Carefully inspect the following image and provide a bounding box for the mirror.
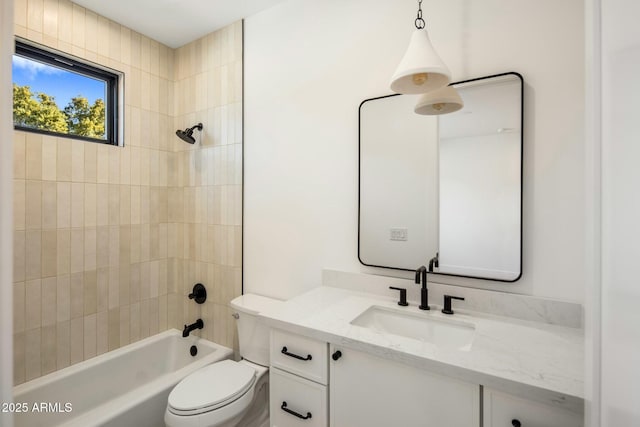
[358,72,522,282]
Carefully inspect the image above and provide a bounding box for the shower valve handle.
[188,283,207,304]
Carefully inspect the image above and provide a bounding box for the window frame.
[13,39,123,146]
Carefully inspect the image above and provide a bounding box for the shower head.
[175,123,203,144]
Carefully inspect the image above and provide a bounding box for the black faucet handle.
[442,295,465,315]
[188,283,207,304]
[389,286,409,306]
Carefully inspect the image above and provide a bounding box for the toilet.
[165,294,282,427]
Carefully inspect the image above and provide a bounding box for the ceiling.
[71,0,286,48]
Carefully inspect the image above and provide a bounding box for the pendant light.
[390,0,451,94]
[414,84,464,115]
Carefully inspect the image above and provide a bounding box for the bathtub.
[13,329,233,427]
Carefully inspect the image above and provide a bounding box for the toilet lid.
[168,360,256,414]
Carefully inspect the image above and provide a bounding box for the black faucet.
[428,253,439,272]
[182,319,204,337]
[415,266,430,310]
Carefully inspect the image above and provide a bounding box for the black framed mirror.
[358,72,523,282]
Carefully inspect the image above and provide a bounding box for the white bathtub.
[13,329,233,427]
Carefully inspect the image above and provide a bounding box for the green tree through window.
[13,39,120,145]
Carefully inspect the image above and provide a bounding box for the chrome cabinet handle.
[281,401,312,420]
[281,346,312,361]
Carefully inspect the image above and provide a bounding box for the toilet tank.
[230,294,283,366]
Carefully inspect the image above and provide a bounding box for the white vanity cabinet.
[483,388,583,427]
[328,344,480,427]
[269,330,329,427]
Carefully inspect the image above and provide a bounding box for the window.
[12,39,122,145]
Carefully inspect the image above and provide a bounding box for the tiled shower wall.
[12,0,242,385]
[170,24,243,349]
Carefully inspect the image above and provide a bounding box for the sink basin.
[350,306,475,351]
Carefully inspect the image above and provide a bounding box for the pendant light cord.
[415,0,425,29]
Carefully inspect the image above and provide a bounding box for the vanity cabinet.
[329,345,480,427]
[483,388,583,427]
[269,330,328,427]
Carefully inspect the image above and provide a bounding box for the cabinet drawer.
[271,330,328,384]
[270,367,327,427]
[483,388,583,427]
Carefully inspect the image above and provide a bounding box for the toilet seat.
[168,360,256,416]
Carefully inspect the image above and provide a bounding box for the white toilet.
[165,294,282,427]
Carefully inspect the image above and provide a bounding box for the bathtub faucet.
[182,319,204,337]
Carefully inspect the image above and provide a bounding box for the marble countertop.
[258,286,584,413]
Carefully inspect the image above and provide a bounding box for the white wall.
[597,0,640,424]
[1,0,14,425]
[244,0,585,302]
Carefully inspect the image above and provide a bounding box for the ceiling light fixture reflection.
[414,85,464,115]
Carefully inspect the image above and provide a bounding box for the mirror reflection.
[359,72,522,282]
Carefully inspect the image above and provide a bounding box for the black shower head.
[176,123,203,144]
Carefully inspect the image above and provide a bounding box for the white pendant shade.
[414,85,464,115]
[390,29,451,94]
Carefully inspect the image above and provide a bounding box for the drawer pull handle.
[281,346,313,361]
[281,401,312,420]
[512,420,521,427]
[332,350,342,361]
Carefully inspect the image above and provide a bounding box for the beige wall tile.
[84,142,97,183]
[108,184,120,225]
[13,282,25,334]
[84,183,97,228]
[119,307,130,346]
[97,268,109,313]
[25,181,42,230]
[41,230,57,277]
[42,136,57,181]
[83,314,97,359]
[43,0,58,39]
[71,3,85,48]
[14,132,26,179]
[41,277,57,327]
[25,134,43,182]
[56,275,70,323]
[56,229,70,275]
[96,144,109,184]
[41,324,57,375]
[57,0,72,44]
[25,230,42,280]
[71,141,85,182]
[129,263,140,304]
[57,139,71,181]
[13,332,25,385]
[69,272,84,320]
[96,310,108,355]
[41,182,57,229]
[56,320,70,370]
[14,179,26,231]
[96,184,109,226]
[71,183,84,228]
[83,270,97,315]
[70,228,84,274]
[69,317,83,365]
[25,328,42,381]
[56,182,71,228]
[84,227,97,272]
[108,308,119,351]
[109,148,120,185]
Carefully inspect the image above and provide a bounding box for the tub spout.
[182,319,204,337]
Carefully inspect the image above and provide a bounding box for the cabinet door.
[270,367,328,427]
[483,388,583,427]
[329,345,479,427]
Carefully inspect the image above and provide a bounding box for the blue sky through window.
[12,54,105,109]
